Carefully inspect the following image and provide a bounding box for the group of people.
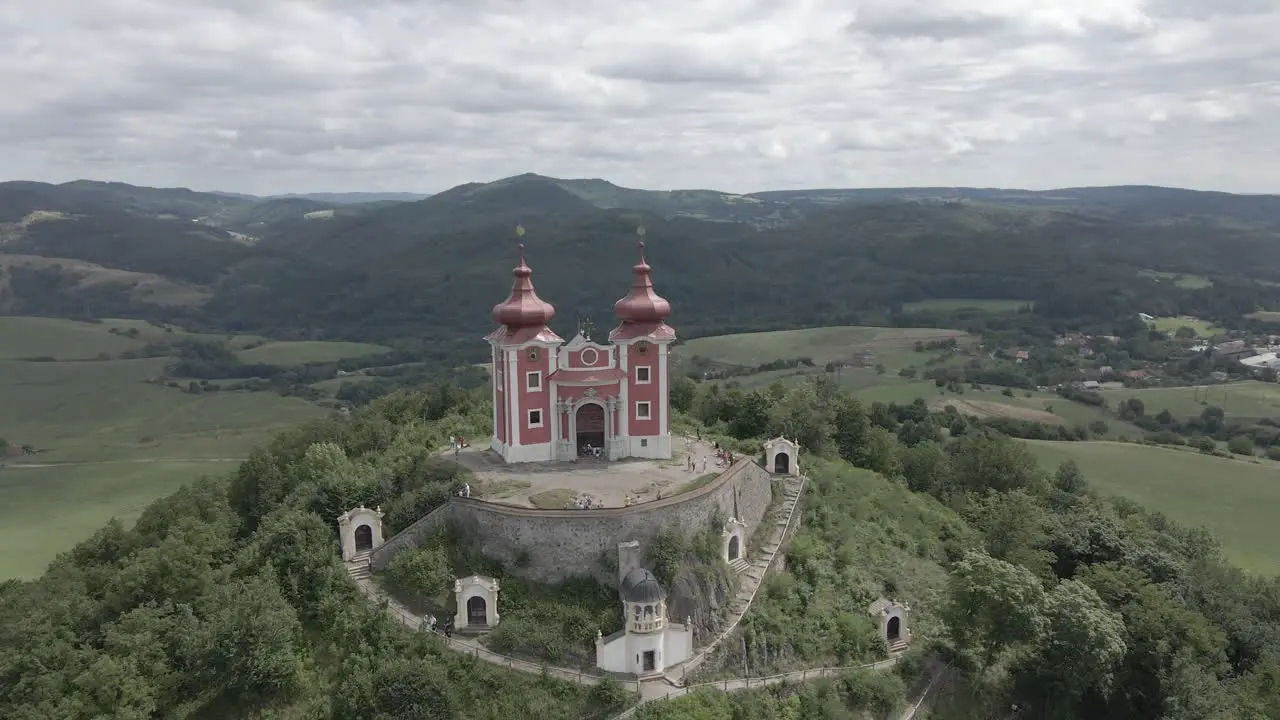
[574,493,601,509]
[422,613,455,638]
[685,455,709,472]
[684,439,735,473]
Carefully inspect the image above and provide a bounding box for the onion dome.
[620,567,666,603]
[613,242,671,323]
[492,244,556,329]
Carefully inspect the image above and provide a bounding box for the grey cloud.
[592,51,775,86]
[0,0,1278,195]
[849,13,1012,40]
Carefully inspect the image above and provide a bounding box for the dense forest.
[3,373,1279,718]
[6,177,1280,377]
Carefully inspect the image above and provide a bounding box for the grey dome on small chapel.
[620,567,666,603]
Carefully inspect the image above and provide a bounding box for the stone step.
[728,559,750,574]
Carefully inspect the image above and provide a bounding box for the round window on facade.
[636,341,649,354]
[527,348,539,361]
[581,348,599,365]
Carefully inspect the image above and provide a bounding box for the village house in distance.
[486,240,675,463]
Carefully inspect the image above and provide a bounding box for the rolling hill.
[4,173,1280,368]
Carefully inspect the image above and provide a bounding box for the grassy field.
[0,316,151,359]
[0,316,365,580]
[851,383,1140,436]
[1138,269,1214,289]
[1149,316,1219,336]
[1025,440,1280,574]
[0,460,242,579]
[679,325,973,367]
[1106,381,1280,421]
[901,298,1031,313]
[237,340,390,365]
[1246,311,1280,324]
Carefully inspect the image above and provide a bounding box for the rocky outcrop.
[667,557,739,644]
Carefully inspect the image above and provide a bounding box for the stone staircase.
[888,638,909,655]
[666,472,807,684]
[348,550,372,581]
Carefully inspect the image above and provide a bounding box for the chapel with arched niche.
[763,436,800,476]
[337,505,385,561]
[486,234,675,464]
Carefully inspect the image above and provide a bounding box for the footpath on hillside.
[343,447,938,714]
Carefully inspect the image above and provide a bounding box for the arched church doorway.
[774,452,789,474]
[354,524,373,551]
[467,596,488,626]
[728,535,741,561]
[576,403,605,455]
[887,616,901,642]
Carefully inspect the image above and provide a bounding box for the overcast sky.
[3,0,1277,196]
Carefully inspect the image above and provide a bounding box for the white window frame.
[528,409,544,428]
[635,365,651,384]
[636,401,652,420]
[526,371,542,392]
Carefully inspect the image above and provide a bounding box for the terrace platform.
[446,436,731,509]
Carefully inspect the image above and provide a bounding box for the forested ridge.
[4,375,1280,718]
[6,176,1280,376]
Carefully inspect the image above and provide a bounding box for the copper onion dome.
[613,242,671,323]
[492,244,556,328]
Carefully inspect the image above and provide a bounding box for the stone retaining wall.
[371,458,776,583]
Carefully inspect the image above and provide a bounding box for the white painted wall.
[597,634,628,673]
[664,626,694,666]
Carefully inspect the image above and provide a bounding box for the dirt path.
[343,448,916,717]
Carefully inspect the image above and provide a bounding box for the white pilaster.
[507,349,521,450]
[490,345,499,444]
[658,343,669,436]
[619,345,630,441]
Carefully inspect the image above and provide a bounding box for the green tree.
[1022,580,1127,716]
[942,551,1045,671]
[1227,435,1254,456]
[1053,460,1087,494]
[190,575,303,700]
[831,393,870,464]
[965,490,1055,579]
[670,376,697,413]
[947,432,1046,495]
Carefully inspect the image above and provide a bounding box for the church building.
[485,242,675,463]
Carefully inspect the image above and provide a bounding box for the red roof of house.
[549,367,626,384]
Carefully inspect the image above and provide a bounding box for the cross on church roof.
[579,315,595,340]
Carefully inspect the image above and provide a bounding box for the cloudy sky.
[3,0,1278,195]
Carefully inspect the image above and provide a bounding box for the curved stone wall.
[371,458,776,584]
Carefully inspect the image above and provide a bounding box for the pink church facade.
[486,243,674,464]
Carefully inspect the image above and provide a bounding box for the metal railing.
[361,574,641,692]
[677,472,808,679]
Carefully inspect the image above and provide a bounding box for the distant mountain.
[6,172,1280,365]
[0,180,252,224]
[751,185,1280,230]
[269,192,431,204]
